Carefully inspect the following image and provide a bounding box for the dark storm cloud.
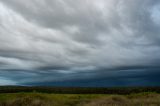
[23,68,160,87]
[0,0,160,86]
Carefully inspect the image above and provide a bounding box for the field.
[1,86,160,106]
[1,92,160,106]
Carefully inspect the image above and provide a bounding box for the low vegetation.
[1,86,160,94]
[0,92,160,106]
[1,86,160,106]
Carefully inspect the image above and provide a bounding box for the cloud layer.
[0,0,160,86]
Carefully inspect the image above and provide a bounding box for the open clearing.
[0,92,160,106]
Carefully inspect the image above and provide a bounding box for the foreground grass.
[0,92,160,106]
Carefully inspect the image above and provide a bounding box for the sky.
[0,0,160,87]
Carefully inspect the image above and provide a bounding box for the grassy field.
[1,86,160,106]
[0,92,160,106]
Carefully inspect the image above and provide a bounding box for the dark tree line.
[0,86,160,94]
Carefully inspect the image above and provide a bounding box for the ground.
[0,92,160,106]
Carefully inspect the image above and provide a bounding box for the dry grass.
[0,92,160,106]
[85,93,160,106]
[0,94,55,106]
[84,95,128,106]
[0,93,100,106]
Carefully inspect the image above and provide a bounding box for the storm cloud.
[0,0,160,86]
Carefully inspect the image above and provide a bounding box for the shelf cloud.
[0,0,160,86]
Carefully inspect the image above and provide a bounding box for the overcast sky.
[0,0,160,86]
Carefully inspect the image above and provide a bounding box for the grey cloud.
[0,0,160,85]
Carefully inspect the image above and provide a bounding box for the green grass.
[0,93,104,106]
[0,92,160,106]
